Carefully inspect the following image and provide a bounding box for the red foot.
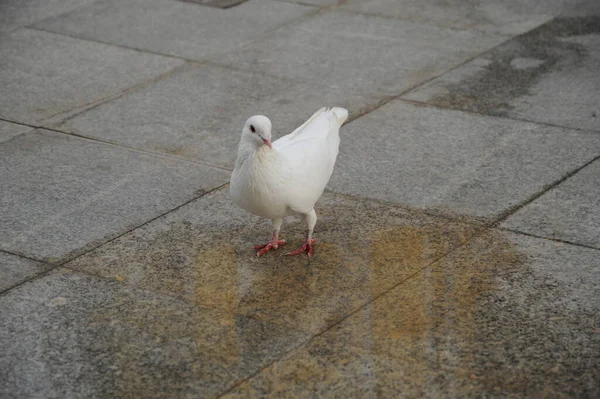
[254,240,286,257]
[286,239,316,257]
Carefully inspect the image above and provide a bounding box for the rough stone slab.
[0,251,49,292]
[54,63,375,169]
[403,17,600,132]
[65,188,479,334]
[0,28,184,126]
[0,0,96,33]
[0,268,307,398]
[341,0,552,35]
[328,100,600,221]
[225,231,600,398]
[501,159,600,249]
[34,0,313,61]
[0,130,229,263]
[211,10,505,98]
[0,120,33,144]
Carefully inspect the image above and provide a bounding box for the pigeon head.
[242,115,272,149]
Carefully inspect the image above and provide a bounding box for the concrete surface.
[35,0,313,61]
[0,120,33,144]
[226,231,600,398]
[64,189,479,334]
[329,100,600,222]
[211,10,506,98]
[502,159,600,249]
[341,0,553,35]
[403,16,600,131]
[0,129,229,263]
[0,28,184,125]
[0,268,308,398]
[1,0,599,397]
[0,251,50,292]
[53,64,374,168]
[0,0,96,33]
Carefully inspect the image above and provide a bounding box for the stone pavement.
[1,0,599,397]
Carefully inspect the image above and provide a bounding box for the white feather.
[230,107,348,220]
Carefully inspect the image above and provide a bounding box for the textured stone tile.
[0,268,307,398]
[0,130,229,263]
[403,17,600,132]
[65,188,479,334]
[0,251,49,292]
[225,231,600,398]
[0,28,184,125]
[0,120,33,144]
[34,0,313,61]
[53,63,374,169]
[211,10,505,98]
[328,100,600,221]
[501,159,600,249]
[341,0,552,35]
[0,0,96,33]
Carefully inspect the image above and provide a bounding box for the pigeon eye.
[250,125,256,133]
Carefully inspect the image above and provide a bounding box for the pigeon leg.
[287,209,317,257]
[254,218,285,257]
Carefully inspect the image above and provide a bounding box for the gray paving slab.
[0,251,50,292]
[54,63,375,169]
[0,268,308,398]
[0,28,184,126]
[341,0,552,35]
[0,120,33,144]
[0,129,229,263]
[328,100,600,221]
[64,188,480,334]
[403,17,600,132]
[226,231,600,398]
[211,10,505,98]
[34,0,313,61]
[501,159,600,249]
[0,0,96,33]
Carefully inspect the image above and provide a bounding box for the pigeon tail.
[330,107,348,126]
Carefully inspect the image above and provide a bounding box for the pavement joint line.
[54,261,312,337]
[207,4,326,58]
[490,154,600,227]
[342,32,517,128]
[401,98,600,135]
[216,226,491,398]
[26,0,326,67]
[334,7,519,36]
[42,61,202,127]
[0,248,50,265]
[0,182,230,299]
[38,125,235,172]
[200,58,309,83]
[277,0,322,7]
[0,117,37,130]
[495,227,600,252]
[27,26,199,63]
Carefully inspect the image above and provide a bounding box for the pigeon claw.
[286,239,316,257]
[254,240,286,257]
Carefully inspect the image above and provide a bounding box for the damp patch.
[406,16,600,118]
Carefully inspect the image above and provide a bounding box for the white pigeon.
[230,107,349,257]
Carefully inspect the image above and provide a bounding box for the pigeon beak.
[263,139,272,149]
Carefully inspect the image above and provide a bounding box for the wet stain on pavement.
[426,16,600,117]
[225,232,600,398]
[65,189,479,335]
